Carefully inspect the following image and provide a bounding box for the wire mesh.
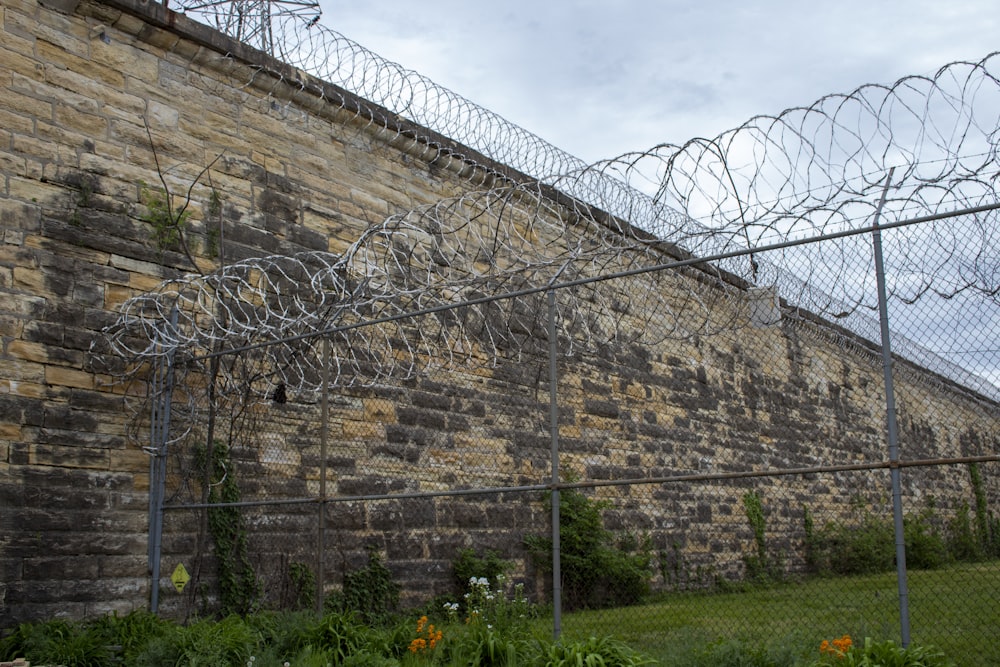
[80,11,1000,660]
[132,215,1000,665]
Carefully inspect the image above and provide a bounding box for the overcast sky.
[316,1,998,165]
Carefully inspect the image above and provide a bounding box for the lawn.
[555,560,1000,666]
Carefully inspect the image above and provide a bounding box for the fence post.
[871,168,911,646]
[148,305,178,614]
[318,336,330,614]
[547,290,562,639]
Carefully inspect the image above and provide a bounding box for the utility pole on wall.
[166,0,322,58]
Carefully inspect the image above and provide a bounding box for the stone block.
[44,365,94,390]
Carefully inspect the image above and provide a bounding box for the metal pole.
[547,290,562,639]
[871,168,910,646]
[317,337,330,614]
[149,306,178,613]
[148,354,164,613]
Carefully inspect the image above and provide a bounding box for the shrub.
[903,506,949,570]
[452,548,510,596]
[808,500,957,576]
[810,512,895,576]
[327,548,401,626]
[525,486,653,610]
[946,501,981,562]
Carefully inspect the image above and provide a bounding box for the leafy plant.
[945,501,979,562]
[741,490,783,583]
[140,119,222,272]
[902,502,949,570]
[288,560,317,611]
[459,574,536,636]
[140,179,191,251]
[242,609,314,661]
[88,610,171,664]
[811,635,952,667]
[445,623,526,667]
[804,505,819,573]
[132,615,257,667]
[453,547,510,596]
[342,648,400,667]
[807,510,895,576]
[0,618,113,667]
[689,637,801,667]
[327,548,401,625]
[306,611,369,664]
[540,635,656,667]
[194,439,262,616]
[967,462,1000,558]
[525,486,653,610]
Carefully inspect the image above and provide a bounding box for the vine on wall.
[194,440,261,616]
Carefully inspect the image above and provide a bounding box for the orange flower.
[819,634,852,659]
[410,615,444,655]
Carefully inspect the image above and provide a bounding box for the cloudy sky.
[306,2,1000,387]
[317,1,998,165]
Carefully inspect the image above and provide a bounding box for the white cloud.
[318,0,998,163]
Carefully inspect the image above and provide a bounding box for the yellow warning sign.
[171,563,190,593]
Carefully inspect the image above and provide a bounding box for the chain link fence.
[139,206,1000,665]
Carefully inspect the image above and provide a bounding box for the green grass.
[553,561,1000,666]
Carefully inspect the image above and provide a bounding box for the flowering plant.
[407,616,443,658]
[461,575,535,636]
[811,635,952,666]
[819,634,852,659]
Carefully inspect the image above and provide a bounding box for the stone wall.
[1,0,998,627]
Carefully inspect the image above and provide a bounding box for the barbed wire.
[91,3,1000,446]
[167,5,999,310]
